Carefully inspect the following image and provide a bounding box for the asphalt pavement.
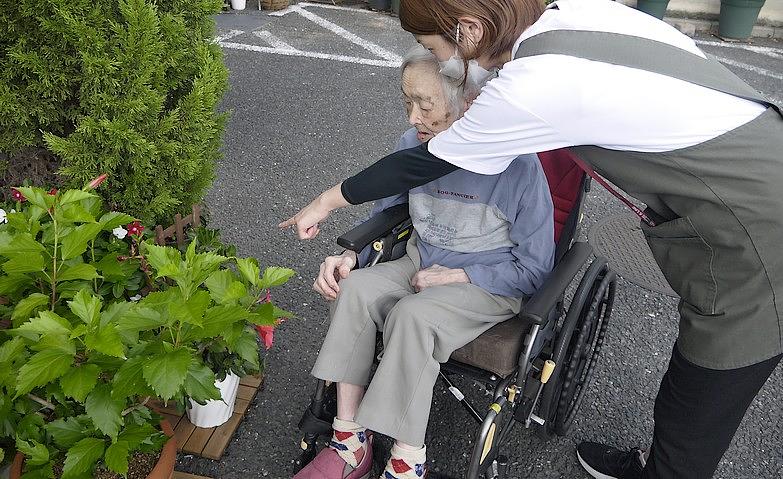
[175,4,783,478]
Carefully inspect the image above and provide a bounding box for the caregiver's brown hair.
[399,0,545,63]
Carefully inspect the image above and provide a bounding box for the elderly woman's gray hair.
[400,44,481,116]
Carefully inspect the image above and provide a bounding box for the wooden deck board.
[173,472,213,479]
[154,374,263,461]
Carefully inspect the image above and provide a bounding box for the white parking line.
[287,5,402,62]
[214,30,245,42]
[271,1,392,15]
[254,30,299,51]
[714,55,783,81]
[696,39,783,60]
[219,41,400,67]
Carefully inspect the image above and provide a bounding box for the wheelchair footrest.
[298,407,334,436]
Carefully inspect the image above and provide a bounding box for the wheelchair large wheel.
[536,257,616,439]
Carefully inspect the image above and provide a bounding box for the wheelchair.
[293,149,617,479]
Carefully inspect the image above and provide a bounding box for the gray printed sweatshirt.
[359,128,555,298]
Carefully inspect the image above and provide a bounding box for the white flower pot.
[230,0,246,10]
[186,372,241,428]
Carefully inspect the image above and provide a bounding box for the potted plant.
[719,0,766,40]
[0,180,293,478]
[259,0,288,11]
[636,0,670,19]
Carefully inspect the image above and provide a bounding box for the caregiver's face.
[414,34,455,63]
[402,62,456,143]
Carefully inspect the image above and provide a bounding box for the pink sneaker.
[293,433,373,479]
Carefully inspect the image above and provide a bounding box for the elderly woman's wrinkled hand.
[411,264,470,292]
[313,250,358,301]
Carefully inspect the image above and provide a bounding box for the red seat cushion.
[537,149,584,244]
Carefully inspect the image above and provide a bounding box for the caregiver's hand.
[279,183,350,239]
[314,250,358,301]
[411,264,470,292]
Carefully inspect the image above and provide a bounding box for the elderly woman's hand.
[279,183,350,239]
[411,264,470,292]
[313,250,358,301]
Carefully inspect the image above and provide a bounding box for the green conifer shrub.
[0,0,228,225]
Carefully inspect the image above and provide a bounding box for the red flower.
[87,174,108,189]
[48,188,58,195]
[11,188,25,202]
[256,325,275,350]
[126,221,144,236]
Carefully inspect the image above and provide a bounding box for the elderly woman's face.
[402,62,457,143]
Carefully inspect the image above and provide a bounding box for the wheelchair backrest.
[537,149,588,263]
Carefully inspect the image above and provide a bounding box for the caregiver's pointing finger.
[279,183,349,239]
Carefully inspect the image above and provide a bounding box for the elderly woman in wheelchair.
[293,45,555,479]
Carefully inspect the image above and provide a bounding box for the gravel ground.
[175,6,783,478]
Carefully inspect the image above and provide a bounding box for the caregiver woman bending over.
[294,45,553,479]
[282,0,783,478]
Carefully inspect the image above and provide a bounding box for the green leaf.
[58,263,101,282]
[15,187,51,210]
[0,274,34,295]
[0,233,46,255]
[204,269,247,305]
[16,346,75,396]
[192,305,249,340]
[62,437,105,479]
[115,306,165,332]
[85,385,124,439]
[59,190,96,206]
[98,212,136,231]
[100,302,133,326]
[59,203,96,224]
[184,360,221,404]
[85,324,125,358]
[249,302,275,327]
[17,311,72,336]
[60,223,102,260]
[236,257,260,287]
[273,304,295,319]
[169,289,211,326]
[233,329,261,369]
[60,364,101,402]
[11,293,49,323]
[68,289,102,325]
[117,423,156,449]
[142,348,191,400]
[111,356,151,399]
[0,337,26,363]
[142,243,181,278]
[2,253,44,274]
[45,417,91,449]
[105,441,130,475]
[19,464,56,479]
[259,266,296,289]
[15,438,49,466]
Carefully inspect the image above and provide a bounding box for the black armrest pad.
[519,241,593,325]
[337,204,411,252]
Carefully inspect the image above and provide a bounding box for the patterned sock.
[329,418,369,468]
[382,443,427,479]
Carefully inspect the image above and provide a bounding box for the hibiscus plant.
[0,182,293,477]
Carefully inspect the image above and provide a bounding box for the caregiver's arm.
[281,67,565,238]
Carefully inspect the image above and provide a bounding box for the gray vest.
[516,30,783,369]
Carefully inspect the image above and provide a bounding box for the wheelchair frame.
[294,176,617,479]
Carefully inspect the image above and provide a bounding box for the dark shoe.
[576,442,644,479]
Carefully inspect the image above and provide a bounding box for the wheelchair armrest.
[519,241,593,326]
[337,203,411,252]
